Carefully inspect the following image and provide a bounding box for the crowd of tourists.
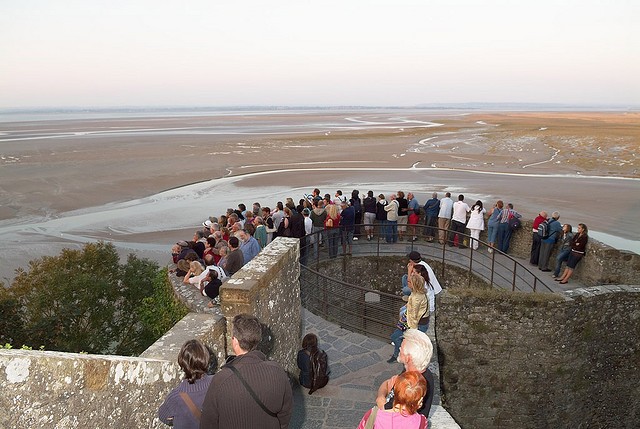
[170,187,589,307]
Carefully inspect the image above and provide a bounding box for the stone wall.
[436,285,640,429]
[0,349,182,429]
[220,237,302,375]
[0,237,302,428]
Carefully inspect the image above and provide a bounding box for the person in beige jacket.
[388,273,429,363]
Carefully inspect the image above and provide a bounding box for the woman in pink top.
[357,371,428,429]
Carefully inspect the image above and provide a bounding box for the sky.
[1,0,639,108]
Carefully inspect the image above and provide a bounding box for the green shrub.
[0,242,187,356]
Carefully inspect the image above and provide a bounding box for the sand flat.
[0,110,638,281]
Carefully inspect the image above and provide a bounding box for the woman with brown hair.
[556,223,588,284]
[158,339,213,428]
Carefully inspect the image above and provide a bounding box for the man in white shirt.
[437,192,454,245]
[448,194,471,247]
[402,251,442,315]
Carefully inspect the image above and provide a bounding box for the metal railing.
[297,223,555,341]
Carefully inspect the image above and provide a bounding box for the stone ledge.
[169,270,220,314]
[563,284,640,299]
[140,312,226,370]
[0,349,182,429]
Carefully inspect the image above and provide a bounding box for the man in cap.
[402,251,442,318]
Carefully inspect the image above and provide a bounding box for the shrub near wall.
[436,285,640,429]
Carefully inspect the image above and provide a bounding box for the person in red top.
[529,211,548,265]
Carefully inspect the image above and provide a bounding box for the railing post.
[512,260,517,292]
[441,237,446,280]
[468,243,474,288]
[490,249,496,288]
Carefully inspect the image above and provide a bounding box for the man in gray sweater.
[200,314,292,429]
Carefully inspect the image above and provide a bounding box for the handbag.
[396,310,409,332]
[364,406,379,429]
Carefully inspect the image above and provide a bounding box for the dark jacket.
[339,206,356,231]
[225,248,244,276]
[376,201,388,221]
[289,211,306,238]
[200,350,293,429]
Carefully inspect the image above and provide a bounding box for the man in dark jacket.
[423,193,440,242]
[339,201,355,255]
[224,236,244,276]
[200,314,293,429]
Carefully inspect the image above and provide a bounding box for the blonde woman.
[182,261,206,286]
[388,273,429,363]
[324,203,341,259]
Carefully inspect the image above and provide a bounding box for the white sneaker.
[353,237,358,241]
[488,248,493,253]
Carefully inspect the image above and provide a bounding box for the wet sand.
[1,110,638,282]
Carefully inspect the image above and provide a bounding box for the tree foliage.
[0,242,187,356]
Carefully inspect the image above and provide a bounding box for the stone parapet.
[0,237,302,428]
[140,312,226,371]
[220,237,302,375]
[0,349,182,429]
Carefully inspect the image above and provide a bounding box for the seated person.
[224,236,244,276]
[200,270,223,308]
[183,261,207,286]
[202,236,217,266]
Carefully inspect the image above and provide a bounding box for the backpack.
[277,217,291,237]
[538,219,551,239]
[309,349,329,394]
[508,216,521,231]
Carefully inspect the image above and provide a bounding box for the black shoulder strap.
[227,365,278,418]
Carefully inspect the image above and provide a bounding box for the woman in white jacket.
[466,200,486,250]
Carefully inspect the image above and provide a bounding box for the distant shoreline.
[2,104,639,123]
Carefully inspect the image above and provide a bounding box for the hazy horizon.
[2,0,639,109]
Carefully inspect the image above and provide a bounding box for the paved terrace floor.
[290,309,460,429]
